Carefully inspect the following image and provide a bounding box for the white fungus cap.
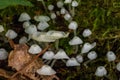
[57,1,64,8]
[87,51,97,60]
[60,7,67,14]
[50,13,56,19]
[48,4,54,11]
[25,24,37,34]
[0,48,8,60]
[72,0,78,7]
[76,55,83,63]
[28,44,42,54]
[66,58,80,67]
[95,66,107,77]
[19,36,28,44]
[106,51,116,62]
[69,36,83,45]
[116,62,120,71]
[37,22,49,31]
[64,13,72,21]
[34,15,50,22]
[82,29,92,37]
[68,21,78,30]
[0,25,4,32]
[81,42,96,54]
[42,51,55,60]
[18,12,31,22]
[64,0,72,3]
[23,21,31,29]
[53,49,69,59]
[5,29,18,39]
[37,65,56,75]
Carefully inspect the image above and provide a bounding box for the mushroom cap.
[37,22,49,30]
[5,29,18,39]
[87,51,97,60]
[72,0,78,7]
[64,0,72,3]
[50,13,56,19]
[68,21,78,30]
[76,55,83,63]
[66,57,80,66]
[0,48,8,60]
[95,66,107,77]
[34,15,50,22]
[69,36,83,45]
[23,21,31,29]
[53,49,69,59]
[42,51,55,60]
[116,62,120,71]
[0,25,4,32]
[57,0,64,8]
[82,29,92,37]
[37,65,56,75]
[60,7,67,14]
[19,36,28,44]
[81,42,96,54]
[64,13,71,21]
[48,4,54,11]
[25,24,37,34]
[28,44,42,54]
[106,51,116,62]
[18,12,31,22]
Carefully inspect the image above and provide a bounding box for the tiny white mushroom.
[18,12,31,22]
[53,49,69,59]
[66,57,80,67]
[23,21,31,29]
[69,36,83,45]
[37,65,56,75]
[72,0,78,7]
[68,21,78,30]
[50,13,57,19]
[34,15,50,22]
[87,51,97,60]
[0,25,4,32]
[82,29,92,37]
[42,51,55,60]
[95,66,107,77]
[64,13,72,21]
[28,44,42,54]
[5,29,18,39]
[106,51,116,62]
[76,54,83,63]
[60,7,67,14]
[116,62,120,71]
[81,42,96,54]
[57,0,64,8]
[19,36,28,44]
[0,48,8,60]
[64,0,72,3]
[25,24,37,34]
[48,4,54,11]
[37,22,49,31]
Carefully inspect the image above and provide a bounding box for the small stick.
[10,44,52,79]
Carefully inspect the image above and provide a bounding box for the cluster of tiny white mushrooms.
[0,0,120,78]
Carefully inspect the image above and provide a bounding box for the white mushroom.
[25,24,37,34]
[5,29,18,39]
[81,42,96,54]
[66,57,80,67]
[28,44,42,54]
[87,51,97,60]
[42,51,55,60]
[106,51,116,62]
[116,62,120,71]
[34,15,50,22]
[37,65,56,75]
[37,22,49,31]
[82,29,92,37]
[95,66,107,77]
[48,4,54,11]
[68,21,78,30]
[69,36,83,45]
[19,36,28,44]
[0,48,8,60]
[64,13,72,21]
[18,12,31,22]
[0,25,4,32]
[64,0,72,3]
[56,0,64,8]
[76,54,83,63]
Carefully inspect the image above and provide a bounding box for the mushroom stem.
[51,59,56,67]
[55,39,59,50]
[41,0,48,13]
[83,60,91,68]
[74,45,78,54]
[71,7,75,17]
[62,59,66,63]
